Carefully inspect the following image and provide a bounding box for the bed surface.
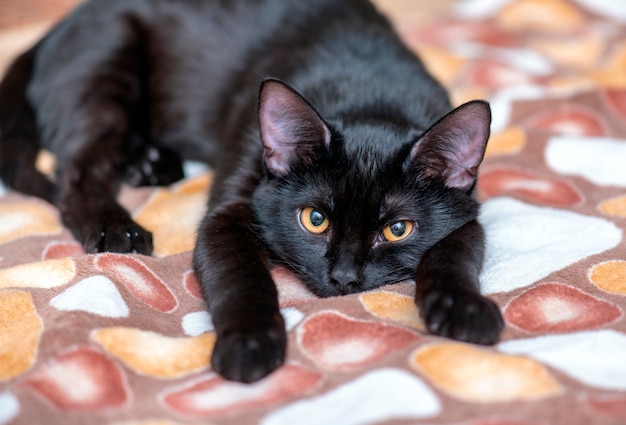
[1,1,625,424]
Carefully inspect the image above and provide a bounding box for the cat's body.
[0,0,503,382]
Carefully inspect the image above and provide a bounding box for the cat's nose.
[330,267,358,294]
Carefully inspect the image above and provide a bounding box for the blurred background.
[0,0,455,76]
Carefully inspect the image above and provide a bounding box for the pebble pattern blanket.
[1,0,626,424]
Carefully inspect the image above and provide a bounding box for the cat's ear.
[258,79,331,176]
[408,100,491,191]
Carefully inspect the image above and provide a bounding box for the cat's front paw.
[212,314,286,383]
[421,289,504,345]
[82,219,153,255]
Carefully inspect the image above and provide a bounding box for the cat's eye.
[300,207,329,234]
[382,220,414,242]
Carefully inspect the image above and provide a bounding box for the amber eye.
[382,220,414,242]
[300,207,329,234]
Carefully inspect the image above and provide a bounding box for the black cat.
[0,0,503,382]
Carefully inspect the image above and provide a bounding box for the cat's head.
[251,79,491,297]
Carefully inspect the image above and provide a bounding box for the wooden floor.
[0,0,453,76]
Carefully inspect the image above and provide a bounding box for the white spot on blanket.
[183,160,210,178]
[479,197,622,294]
[181,307,302,337]
[499,330,626,390]
[260,369,441,425]
[182,311,214,336]
[454,0,514,18]
[546,136,626,187]
[488,85,548,132]
[50,275,129,318]
[281,307,304,331]
[0,392,19,425]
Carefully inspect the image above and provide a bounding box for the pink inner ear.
[260,93,294,175]
[258,79,330,176]
[412,100,491,190]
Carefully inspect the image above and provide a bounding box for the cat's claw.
[211,315,286,383]
[421,289,504,345]
[82,220,153,255]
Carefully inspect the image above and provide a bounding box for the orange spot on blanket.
[134,174,210,256]
[0,202,61,244]
[598,195,626,218]
[359,291,426,331]
[92,327,214,379]
[484,127,526,157]
[0,258,76,289]
[589,261,626,295]
[497,0,584,33]
[411,343,562,402]
[0,290,42,381]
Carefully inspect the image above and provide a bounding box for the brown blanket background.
[1,1,626,424]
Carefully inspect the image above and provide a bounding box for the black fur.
[0,0,503,383]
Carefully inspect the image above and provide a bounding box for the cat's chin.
[301,284,341,298]
[301,279,380,298]
[299,280,351,298]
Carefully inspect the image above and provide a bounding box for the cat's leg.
[28,8,156,254]
[193,202,286,383]
[0,46,56,203]
[124,143,184,187]
[415,219,503,344]
[56,120,154,254]
[44,67,152,253]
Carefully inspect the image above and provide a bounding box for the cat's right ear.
[258,79,331,176]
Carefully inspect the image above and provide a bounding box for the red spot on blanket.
[467,61,530,89]
[96,254,178,313]
[297,311,420,371]
[407,21,516,48]
[585,394,626,419]
[462,420,541,425]
[21,347,129,410]
[162,363,321,416]
[478,167,583,207]
[603,89,626,118]
[272,266,317,307]
[525,106,608,136]
[42,241,84,260]
[183,270,203,300]
[504,283,622,333]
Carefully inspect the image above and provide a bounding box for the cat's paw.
[82,219,153,255]
[421,289,504,345]
[211,315,286,383]
[124,146,184,187]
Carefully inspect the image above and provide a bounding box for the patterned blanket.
[1,0,625,424]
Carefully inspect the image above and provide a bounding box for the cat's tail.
[0,44,56,204]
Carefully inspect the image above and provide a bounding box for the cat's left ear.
[408,100,491,191]
[258,79,331,176]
